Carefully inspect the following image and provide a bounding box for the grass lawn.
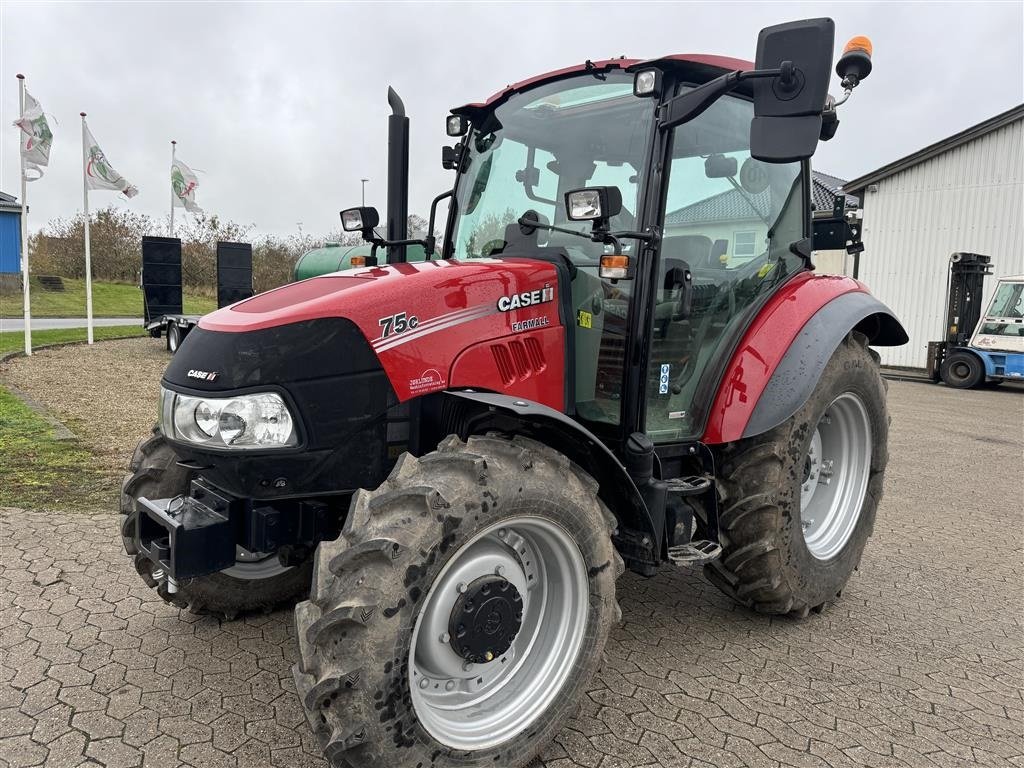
[0,385,117,509]
[0,277,217,318]
[0,325,146,356]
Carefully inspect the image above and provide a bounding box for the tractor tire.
[706,332,888,617]
[120,430,313,618]
[294,434,621,768]
[940,350,984,389]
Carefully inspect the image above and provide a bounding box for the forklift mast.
[944,252,992,345]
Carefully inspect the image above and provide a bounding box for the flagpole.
[17,74,31,356]
[80,113,94,344]
[170,140,176,236]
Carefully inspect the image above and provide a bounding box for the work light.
[446,114,469,137]
[340,206,379,233]
[161,388,297,449]
[633,69,661,97]
[565,186,623,222]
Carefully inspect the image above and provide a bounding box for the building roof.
[843,103,1024,193]
[666,171,857,227]
[0,191,20,214]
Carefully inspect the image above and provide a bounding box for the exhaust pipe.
[387,86,409,263]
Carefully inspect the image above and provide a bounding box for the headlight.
[160,387,297,449]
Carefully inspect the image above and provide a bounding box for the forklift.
[928,252,1024,387]
[121,19,907,768]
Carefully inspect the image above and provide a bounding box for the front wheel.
[706,332,888,616]
[293,434,621,768]
[940,350,984,388]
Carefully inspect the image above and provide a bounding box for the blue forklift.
[928,252,1024,388]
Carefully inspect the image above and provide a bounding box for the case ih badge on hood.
[497,285,554,312]
[186,369,218,382]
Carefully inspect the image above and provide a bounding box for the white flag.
[171,159,203,213]
[13,91,53,181]
[84,123,138,198]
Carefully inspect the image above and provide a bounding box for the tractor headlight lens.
[161,388,297,449]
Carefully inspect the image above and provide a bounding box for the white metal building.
[842,104,1024,368]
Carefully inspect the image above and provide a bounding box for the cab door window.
[645,93,805,441]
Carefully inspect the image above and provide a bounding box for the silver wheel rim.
[168,326,180,351]
[222,545,291,579]
[409,516,589,751]
[800,392,872,561]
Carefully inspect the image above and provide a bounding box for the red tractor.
[122,19,906,768]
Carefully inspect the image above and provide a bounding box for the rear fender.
[703,276,908,444]
[436,391,657,542]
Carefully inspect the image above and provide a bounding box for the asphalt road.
[0,317,143,332]
[1,340,1021,768]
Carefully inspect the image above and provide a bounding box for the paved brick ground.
[1,380,1022,767]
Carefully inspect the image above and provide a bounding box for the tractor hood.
[171,257,564,402]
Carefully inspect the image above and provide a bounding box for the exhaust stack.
[387,86,409,263]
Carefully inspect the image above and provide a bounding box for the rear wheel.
[706,333,888,616]
[293,434,621,768]
[940,350,984,388]
[120,431,313,618]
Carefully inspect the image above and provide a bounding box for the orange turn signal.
[350,255,367,267]
[599,254,631,280]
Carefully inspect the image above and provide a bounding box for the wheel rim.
[800,392,872,561]
[951,361,971,381]
[409,516,589,751]
[168,327,180,352]
[221,545,291,579]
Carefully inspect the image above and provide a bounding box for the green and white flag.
[13,90,53,181]
[171,159,203,213]
[84,123,138,198]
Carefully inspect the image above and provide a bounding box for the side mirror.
[565,186,623,222]
[340,206,380,237]
[704,154,738,179]
[750,17,835,163]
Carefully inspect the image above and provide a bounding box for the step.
[665,475,712,497]
[667,539,722,567]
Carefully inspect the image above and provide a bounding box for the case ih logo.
[497,285,555,312]
[187,369,219,382]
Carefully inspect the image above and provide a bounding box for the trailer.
[141,236,253,353]
[927,253,1024,387]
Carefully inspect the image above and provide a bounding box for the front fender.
[702,274,907,444]
[438,391,657,543]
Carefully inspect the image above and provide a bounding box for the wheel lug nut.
[498,529,507,538]
[462,661,474,672]
[495,565,505,576]
[445,680,456,692]
[419,678,429,689]
[439,632,450,643]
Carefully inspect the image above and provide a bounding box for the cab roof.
[452,54,753,118]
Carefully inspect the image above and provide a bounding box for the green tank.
[293,242,431,281]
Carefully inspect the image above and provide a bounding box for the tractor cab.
[439,63,809,442]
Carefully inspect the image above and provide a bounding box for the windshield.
[449,72,655,262]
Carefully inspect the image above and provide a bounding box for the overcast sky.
[2,1,1021,239]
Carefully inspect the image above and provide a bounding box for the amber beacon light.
[836,35,873,89]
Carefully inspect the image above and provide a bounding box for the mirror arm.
[519,216,657,250]
[661,64,792,130]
